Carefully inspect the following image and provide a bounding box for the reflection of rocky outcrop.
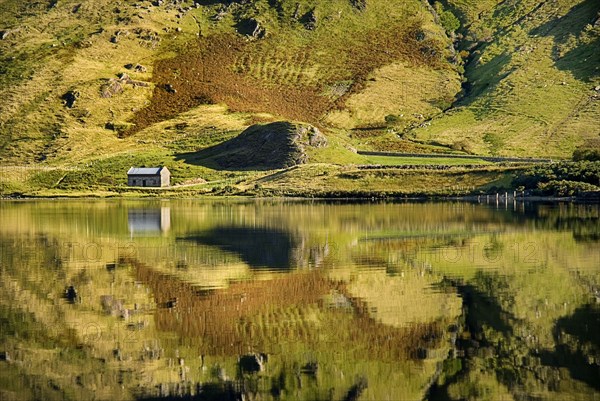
[181,227,296,269]
[181,226,332,270]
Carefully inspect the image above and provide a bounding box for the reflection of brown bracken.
[128,21,443,134]
[134,260,333,354]
[131,259,444,360]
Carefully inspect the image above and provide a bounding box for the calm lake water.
[0,200,598,401]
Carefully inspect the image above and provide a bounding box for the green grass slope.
[411,0,600,157]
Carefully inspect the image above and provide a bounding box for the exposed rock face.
[292,3,301,20]
[124,63,147,73]
[100,73,149,98]
[195,121,327,170]
[64,285,78,303]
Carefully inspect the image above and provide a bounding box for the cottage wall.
[128,175,162,187]
[160,169,170,187]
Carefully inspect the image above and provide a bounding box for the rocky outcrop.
[100,73,149,98]
[193,121,327,170]
[64,285,78,303]
[236,18,265,39]
[124,63,147,73]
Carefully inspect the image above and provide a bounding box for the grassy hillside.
[0,0,598,196]
[411,0,600,157]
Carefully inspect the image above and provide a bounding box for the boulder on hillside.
[187,121,327,170]
[124,63,148,73]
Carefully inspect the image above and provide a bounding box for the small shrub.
[223,185,236,194]
[451,140,473,153]
[434,2,460,33]
[384,114,401,125]
[573,147,600,162]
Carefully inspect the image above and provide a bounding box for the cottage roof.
[127,167,167,175]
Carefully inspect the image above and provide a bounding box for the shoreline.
[1,192,596,204]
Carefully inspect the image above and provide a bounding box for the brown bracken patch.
[129,34,332,134]
[128,21,445,134]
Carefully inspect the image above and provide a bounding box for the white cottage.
[127,167,170,187]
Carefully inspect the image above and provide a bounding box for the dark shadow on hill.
[235,17,265,38]
[175,121,327,171]
[454,0,599,110]
[455,52,513,113]
[529,0,600,82]
[556,35,600,82]
[179,226,296,269]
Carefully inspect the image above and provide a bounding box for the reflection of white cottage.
[127,167,170,187]
[128,208,171,236]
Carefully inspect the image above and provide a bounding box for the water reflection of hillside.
[133,259,447,360]
[120,255,459,401]
[482,202,600,242]
[0,200,599,401]
[0,201,597,244]
[428,272,600,401]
